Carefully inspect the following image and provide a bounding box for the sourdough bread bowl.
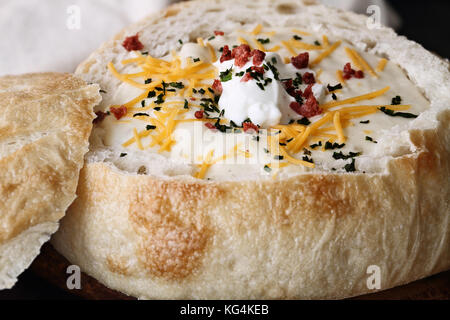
[52,0,450,299]
[0,73,101,289]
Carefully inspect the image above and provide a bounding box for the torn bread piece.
[0,73,101,290]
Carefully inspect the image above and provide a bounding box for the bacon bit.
[303,96,322,118]
[195,110,204,119]
[212,79,223,94]
[343,62,353,75]
[302,84,314,98]
[302,72,316,84]
[241,72,254,82]
[232,44,252,67]
[205,122,216,130]
[291,52,309,69]
[343,62,364,80]
[93,111,107,124]
[289,101,302,114]
[290,95,322,118]
[220,45,233,63]
[243,122,259,133]
[190,97,197,101]
[283,79,293,89]
[110,106,128,120]
[251,49,266,66]
[122,34,144,52]
[283,79,303,99]
[251,66,265,74]
[355,70,365,79]
[214,30,225,36]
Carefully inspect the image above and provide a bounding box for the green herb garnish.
[333,151,361,160]
[391,95,402,105]
[257,38,270,44]
[220,68,233,82]
[133,113,149,117]
[155,94,165,105]
[325,141,346,150]
[379,107,418,118]
[310,141,322,149]
[344,159,356,172]
[327,83,343,92]
[170,82,184,89]
[297,118,311,125]
[302,156,314,163]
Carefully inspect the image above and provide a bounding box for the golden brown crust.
[52,109,450,299]
[0,73,101,289]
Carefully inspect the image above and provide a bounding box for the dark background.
[1,0,449,300]
[388,0,450,58]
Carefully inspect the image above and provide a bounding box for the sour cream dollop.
[214,52,323,128]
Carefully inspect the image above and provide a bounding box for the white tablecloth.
[0,0,399,76]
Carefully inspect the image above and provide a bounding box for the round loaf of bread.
[0,73,101,289]
[52,0,450,299]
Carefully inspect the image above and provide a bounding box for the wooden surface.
[27,243,449,300]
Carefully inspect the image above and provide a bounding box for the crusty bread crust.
[0,73,101,289]
[53,0,450,299]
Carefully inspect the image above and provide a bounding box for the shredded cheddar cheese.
[322,35,329,47]
[336,70,346,84]
[251,24,263,35]
[333,112,346,143]
[206,43,217,62]
[376,58,388,72]
[238,37,250,46]
[310,41,342,67]
[195,150,214,179]
[266,45,281,52]
[345,47,377,77]
[320,86,390,109]
[289,39,323,51]
[281,40,297,56]
[197,37,205,47]
[292,29,311,36]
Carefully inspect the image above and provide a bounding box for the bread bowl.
[0,73,101,289]
[52,0,450,299]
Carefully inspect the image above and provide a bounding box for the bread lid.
[0,73,101,289]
